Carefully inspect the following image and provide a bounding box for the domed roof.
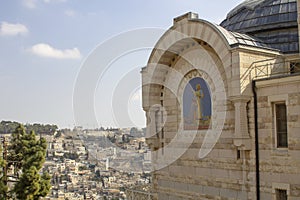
[220,0,299,54]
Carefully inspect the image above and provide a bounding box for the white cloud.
[22,0,66,9]
[65,9,76,17]
[22,0,37,9]
[0,22,29,36]
[43,0,67,3]
[29,43,82,60]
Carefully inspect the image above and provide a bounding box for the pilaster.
[230,96,252,150]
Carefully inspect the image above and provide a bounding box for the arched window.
[183,77,211,130]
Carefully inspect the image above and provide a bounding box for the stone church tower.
[141,0,300,199]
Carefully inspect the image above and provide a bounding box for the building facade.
[142,0,300,199]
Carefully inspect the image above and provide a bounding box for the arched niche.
[183,77,212,130]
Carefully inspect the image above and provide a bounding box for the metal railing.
[241,58,300,91]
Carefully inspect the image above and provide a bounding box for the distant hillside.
[0,120,58,135]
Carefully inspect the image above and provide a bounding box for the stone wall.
[253,76,300,200]
[143,12,300,200]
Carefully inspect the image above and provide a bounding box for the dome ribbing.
[221,0,298,54]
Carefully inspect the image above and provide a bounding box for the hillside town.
[2,0,300,199]
[0,123,151,200]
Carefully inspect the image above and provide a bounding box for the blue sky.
[0,0,242,129]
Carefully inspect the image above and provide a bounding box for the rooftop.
[221,0,299,54]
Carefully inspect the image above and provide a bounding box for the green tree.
[0,121,19,134]
[35,172,51,199]
[14,166,40,200]
[63,152,79,160]
[130,127,138,135]
[0,121,58,135]
[0,145,8,200]
[95,169,101,178]
[8,125,26,176]
[9,125,51,200]
[78,165,88,171]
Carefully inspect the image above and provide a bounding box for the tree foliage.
[0,146,8,200]
[0,121,57,135]
[4,124,51,199]
[63,152,79,160]
[8,125,26,175]
[130,127,144,137]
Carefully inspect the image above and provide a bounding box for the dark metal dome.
[220,0,298,54]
